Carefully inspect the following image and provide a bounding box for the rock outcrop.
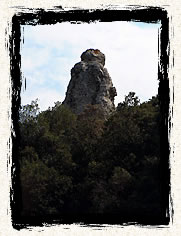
[63,49,117,117]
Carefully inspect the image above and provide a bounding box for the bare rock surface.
[63,49,117,117]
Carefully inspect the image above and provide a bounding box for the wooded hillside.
[19,92,162,221]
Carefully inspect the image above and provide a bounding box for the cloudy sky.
[21,21,161,111]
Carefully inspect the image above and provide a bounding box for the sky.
[21,21,161,111]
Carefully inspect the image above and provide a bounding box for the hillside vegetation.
[19,92,161,219]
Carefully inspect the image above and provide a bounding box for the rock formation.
[63,49,117,117]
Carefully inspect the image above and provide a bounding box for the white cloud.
[21,87,64,111]
[21,21,160,110]
[21,46,51,71]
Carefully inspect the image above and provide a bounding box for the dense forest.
[18,92,163,222]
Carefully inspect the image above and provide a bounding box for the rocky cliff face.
[63,49,117,117]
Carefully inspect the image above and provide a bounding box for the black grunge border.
[9,7,171,230]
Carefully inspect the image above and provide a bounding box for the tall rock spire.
[63,49,117,117]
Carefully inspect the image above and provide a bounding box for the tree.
[19,99,40,148]
[117,92,140,109]
[19,99,40,123]
[20,158,73,216]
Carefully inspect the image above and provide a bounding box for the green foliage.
[117,92,140,109]
[19,99,40,123]
[19,94,161,217]
[21,158,72,216]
